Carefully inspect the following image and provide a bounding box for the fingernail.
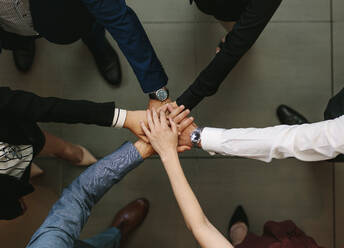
[190,117,194,120]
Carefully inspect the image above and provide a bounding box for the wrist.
[123,111,133,129]
[160,149,178,163]
[149,98,171,104]
[134,140,155,159]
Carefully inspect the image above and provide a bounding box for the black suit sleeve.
[177,0,282,110]
[0,87,115,126]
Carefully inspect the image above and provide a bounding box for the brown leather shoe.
[112,198,149,241]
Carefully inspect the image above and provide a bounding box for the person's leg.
[80,198,149,248]
[82,22,106,51]
[82,227,121,248]
[82,22,122,86]
[12,37,36,72]
[38,131,97,166]
[1,30,37,72]
[30,163,44,178]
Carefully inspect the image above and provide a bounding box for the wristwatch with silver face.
[149,87,169,102]
[190,127,203,148]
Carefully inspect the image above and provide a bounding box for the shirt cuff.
[201,127,224,154]
[112,109,127,128]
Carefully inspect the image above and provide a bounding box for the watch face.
[191,131,201,144]
[156,89,168,101]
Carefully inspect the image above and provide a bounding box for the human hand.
[134,139,155,159]
[161,103,195,150]
[163,103,195,152]
[148,98,171,110]
[124,104,177,143]
[141,109,190,158]
[167,104,198,148]
[124,111,149,143]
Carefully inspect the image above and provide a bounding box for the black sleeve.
[177,0,282,110]
[0,87,115,127]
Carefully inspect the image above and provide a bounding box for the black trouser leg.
[12,37,36,72]
[82,22,122,86]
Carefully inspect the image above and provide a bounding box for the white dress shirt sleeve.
[201,115,344,162]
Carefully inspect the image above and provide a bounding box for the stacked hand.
[126,103,198,159]
[167,104,198,148]
[140,109,191,157]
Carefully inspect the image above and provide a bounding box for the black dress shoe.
[12,39,35,72]
[84,37,122,86]
[277,105,309,125]
[228,205,249,233]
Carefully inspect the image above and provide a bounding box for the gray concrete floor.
[0,0,341,247]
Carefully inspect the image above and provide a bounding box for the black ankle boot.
[12,39,35,72]
[84,37,122,86]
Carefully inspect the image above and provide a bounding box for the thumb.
[177,146,192,153]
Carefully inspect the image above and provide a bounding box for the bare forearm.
[162,152,207,230]
[162,152,233,248]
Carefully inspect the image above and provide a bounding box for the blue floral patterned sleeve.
[27,142,143,248]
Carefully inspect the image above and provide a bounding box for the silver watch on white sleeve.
[190,127,204,148]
